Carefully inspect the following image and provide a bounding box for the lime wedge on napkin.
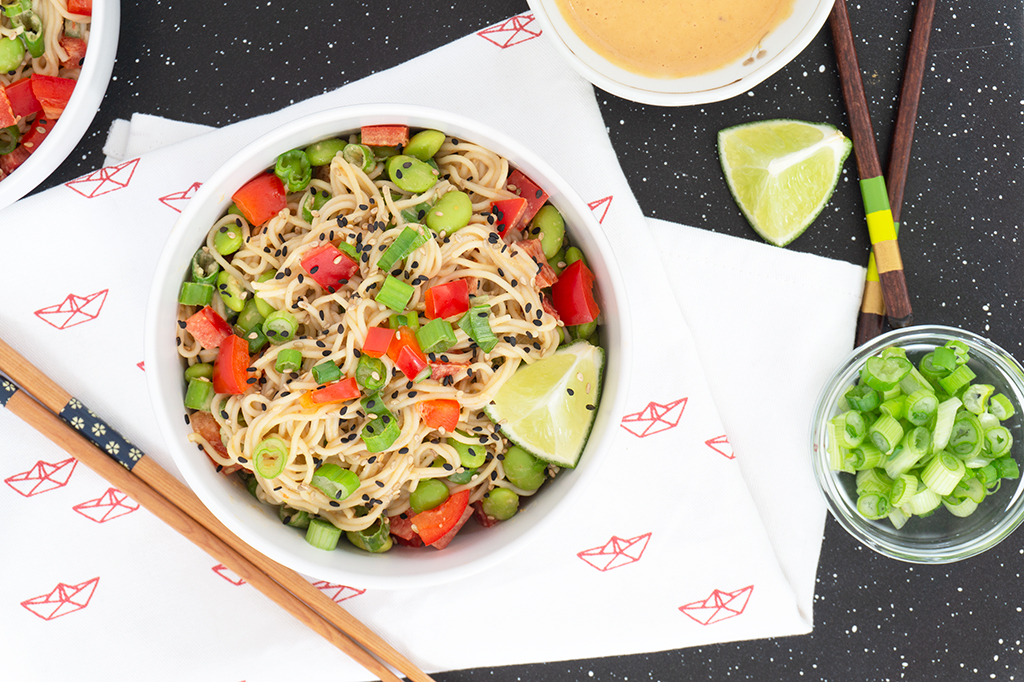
[484,340,603,469]
[718,119,852,247]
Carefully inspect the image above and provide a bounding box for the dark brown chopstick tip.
[854,312,886,347]
[887,313,914,329]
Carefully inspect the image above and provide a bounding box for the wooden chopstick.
[854,0,937,346]
[830,0,914,329]
[0,384,401,682]
[0,338,433,682]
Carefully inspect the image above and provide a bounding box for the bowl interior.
[811,326,1024,563]
[146,104,630,589]
[526,0,835,106]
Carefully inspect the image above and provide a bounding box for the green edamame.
[502,445,547,491]
[213,223,244,255]
[448,434,487,468]
[409,478,450,514]
[235,298,265,333]
[216,271,248,312]
[254,270,277,318]
[564,246,587,268]
[548,248,566,276]
[530,205,566,260]
[572,320,598,341]
[447,466,478,485]
[482,488,519,521]
[425,190,472,234]
[305,138,347,166]
[184,362,213,381]
[404,129,446,161]
[0,36,25,72]
[386,154,438,194]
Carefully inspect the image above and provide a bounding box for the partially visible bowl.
[526,0,834,106]
[0,0,119,212]
[811,325,1024,563]
[145,104,631,589]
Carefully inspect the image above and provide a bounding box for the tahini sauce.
[553,0,796,79]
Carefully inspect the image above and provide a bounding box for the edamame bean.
[549,248,566,276]
[448,434,487,468]
[216,271,247,313]
[253,270,277,318]
[404,129,446,161]
[409,478,450,513]
[426,190,472,234]
[564,246,587,267]
[386,154,437,194]
[0,37,25,73]
[235,298,265,333]
[184,362,213,380]
[482,488,519,520]
[213,223,244,255]
[343,143,376,173]
[447,466,478,485]
[305,138,346,166]
[502,445,547,491]
[572,320,598,341]
[530,205,566,259]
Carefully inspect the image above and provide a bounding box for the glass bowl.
[810,325,1024,563]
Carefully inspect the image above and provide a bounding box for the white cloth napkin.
[0,14,864,681]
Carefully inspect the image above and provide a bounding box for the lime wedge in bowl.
[485,340,604,468]
[718,119,852,247]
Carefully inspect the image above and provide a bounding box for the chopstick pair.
[830,0,937,343]
[0,338,432,682]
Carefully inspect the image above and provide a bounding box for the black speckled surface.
[35,1,1024,679]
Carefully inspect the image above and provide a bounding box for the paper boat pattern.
[620,398,687,438]
[21,577,99,620]
[705,435,735,460]
[679,585,754,625]
[212,564,245,586]
[159,181,202,213]
[312,580,366,603]
[65,158,139,198]
[34,289,108,330]
[478,13,541,49]
[588,196,613,224]
[577,532,651,571]
[5,457,78,496]
[72,488,140,523]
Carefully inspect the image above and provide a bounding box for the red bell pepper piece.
[423,280,470,320]
[491,197,527,237]
[429,503,474,549]
[0,146,29,175]
[232,172,286,226]
[67,0,92,15]
[300,243,359,293]
[5,78,41,119]
[506,170,549,224]
[416,398,460,433]
[58,36,87,69]
[388,514,423,547]
[362,326,395,358]
[29,75,76,120]
[185,306,233,350]
[213,335,251,395]
[387,326,430,381]
[0,88,14,127]
[360,124,409,147]
[299,377,360,408]
[19,117,54,154]
[411,489,471,546]
[550,260,600,326]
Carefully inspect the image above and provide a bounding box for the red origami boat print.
[21,577,100,620]
[679,585,754,625]
[620,398,687,438]
[72,488,140,523]
[588,196,613,224]
[159,181,202,212]
[35,289,108,330]
[65,158,139,198]
[577,532,651,571]
[212,563,245,585]
[705,435,735,460]
[478,13,541,49]
[5,457,77,496]
[312,581,366,603]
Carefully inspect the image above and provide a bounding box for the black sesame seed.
[586,404,596,411]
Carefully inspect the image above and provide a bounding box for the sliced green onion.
[990,393,1016,420]
[947,412,983,458]
[236,324,269,354]
[184,363,213,381]
[976,463,1000,487]
[274,149,312,193]
[951,476,987,504]
[888,473,919,507]
[932,345,959,372]
[415,318,457,354]
[827,421,850,473]
[962,383,994,414]
[884,427,931,478]
[338,241,359,261]
[346,518,393,553]
[252,436,289,479]
[888,506,910,529]
[869,413,904,454]
[938,364,976,395]
[311,463,361,501]
[845,384,881,412]
[856,468,893,495]
[305,517,342,550]
[0,124,20,155]
[857,492,891,520]
[376,275,415,312]
[918,352,951,388]
[275,348,303,374]
[899,366,935,396]
[235,298,266,333]
[847,443,885,470]
[377,225,430,272]
[931,397,963,451]
[191,249,220,286]
[945,339,971,365]
[279,505,310,529]
[879,395,908,420]
[360,392,391,417]
[179,281,214,306]
[401,201,432,224]
[447,466,478,485]
[343,143,377,173]
[355,355,387,392]
[361,412,401,453]
[921,451,966,496]
[904,389,938,426]
[301,188,331,222]
[312,360,341,385]
[861,355,912,391]
[942,495,979,518]
[985,426,1013,457]
[184,378,215,411]
[995,457,1020,480]
[457,301,499,353]
[244,472,260,497]
[901,483,943,515]
[263,310,299,344]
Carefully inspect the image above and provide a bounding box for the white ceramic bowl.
[0,0,119,212]
[526,0,834,106]
[146,104,631,589]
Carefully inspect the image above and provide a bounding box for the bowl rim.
[144,103,632,588]
[0,0,120,212]
[810,324,1024,563]
[525,0,836,106]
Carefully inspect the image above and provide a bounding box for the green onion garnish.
[310,463,360,501]
[305,517,342,551]
[457,301,498,353]
[179,282,214,306]
[375,275,415,312]
[346,518,393,553]
[184,378,215,411]
[263,310,299,344]
[361,412,400,453]
[275,348,303,374]
[279,505,310,529]
[355,355,387,392]
[311,360,341,385]
[415,318,457,354]
[252,436,288,479]
[377,225,430,272]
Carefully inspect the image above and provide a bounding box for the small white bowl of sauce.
[526,0,835,106]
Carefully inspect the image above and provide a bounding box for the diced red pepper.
[360,124,409,147]
[492,197,528,237]
[0,88,15,127]
[212,335,251,395]
[429,503,474,549]
[0,146,29,176]
[58,36,87,69]
[472,501,500,528]
[387,326,429,381]
[232,172,287,226]
[416,398,460,433]
[411,489,471,546]
[517,238,559,289]
[185,306,233,350]
[506,169,550,224]
[19,117,54,154]
[67,0,92,15]
[388,514,423,547]
[300,243,359,293]
[5,78,42,119]
[362,326,395,358]
[423,280,470,320]
[299,377,360,408]
[429,362,469,382]
[550,260,600,326]
[29,74,76,120]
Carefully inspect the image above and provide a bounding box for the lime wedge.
[484,341,604,468]
[718,119,852,247]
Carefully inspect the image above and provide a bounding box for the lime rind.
[718,118,853,247]
[484,340,604,469]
